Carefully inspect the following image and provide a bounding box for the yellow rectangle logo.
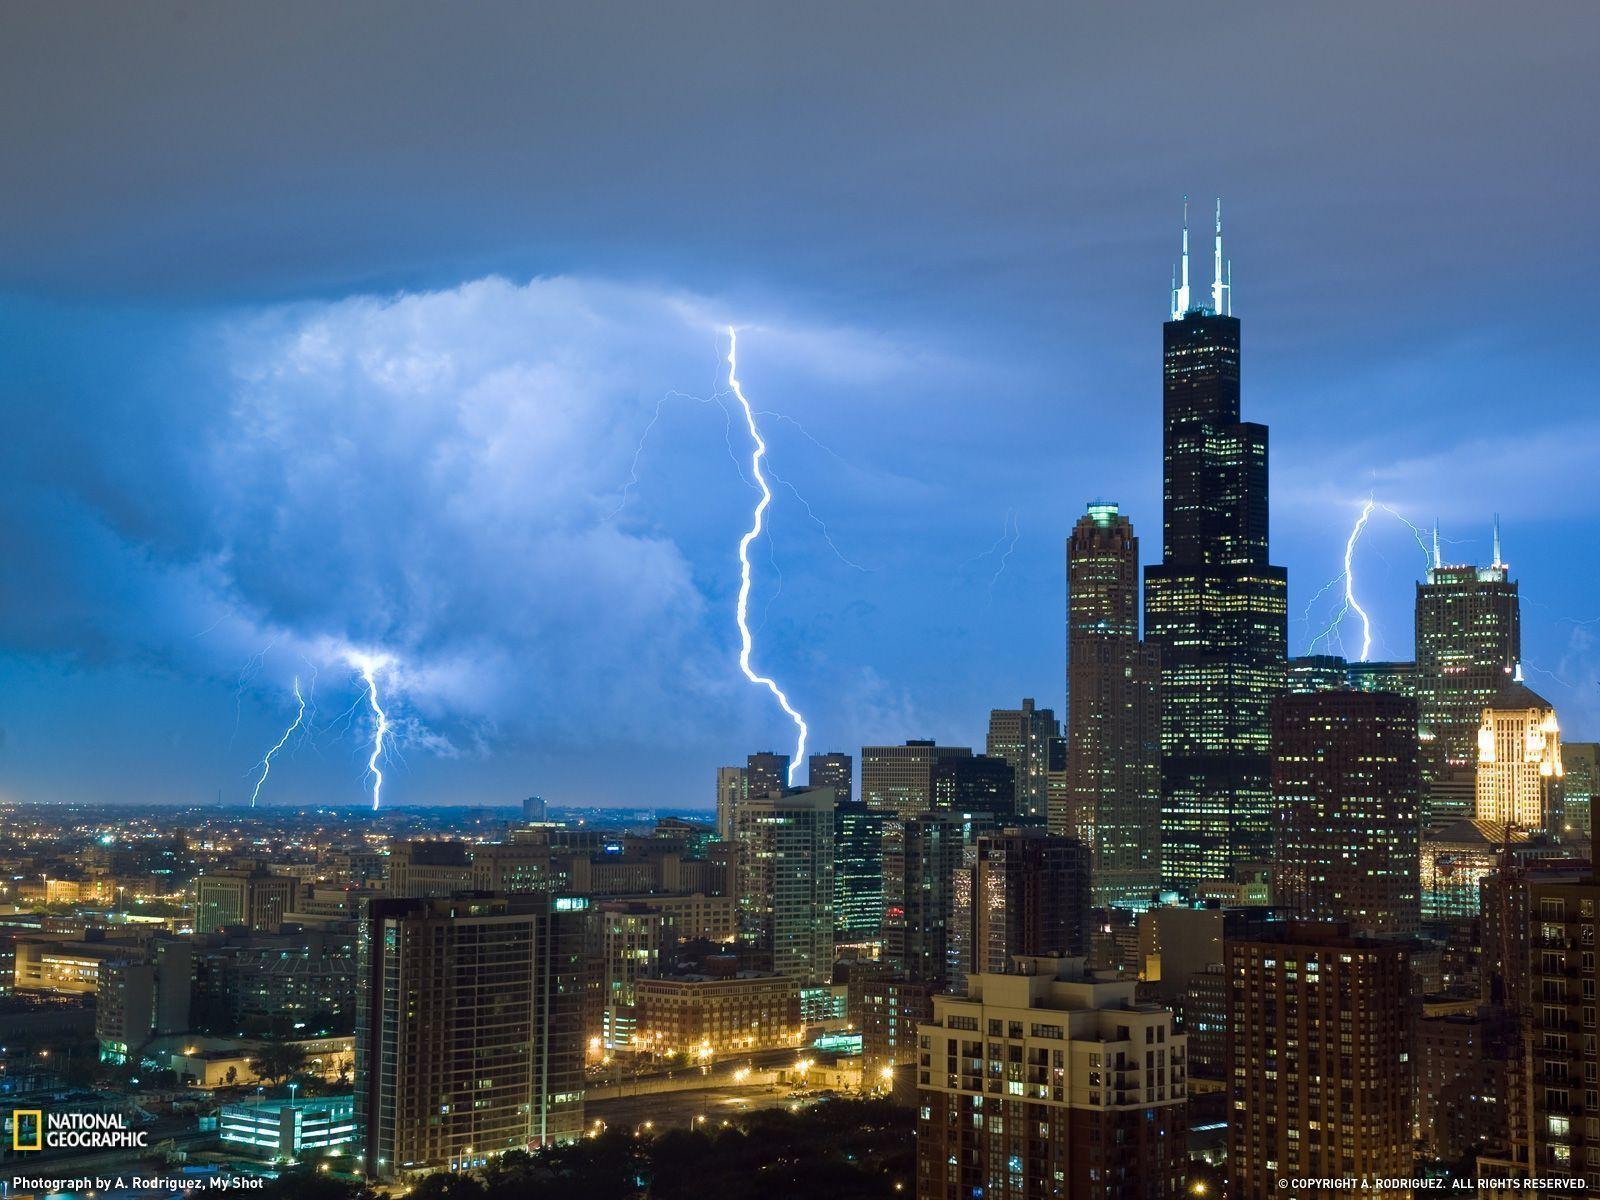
[12,1109,43,1151]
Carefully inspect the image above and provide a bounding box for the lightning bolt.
[1307,498,1375,660]
[249,678,306,807]
[348,653,392,810]
[989,509,1020,594]
[726,326,808,787]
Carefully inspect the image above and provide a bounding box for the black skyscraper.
[1143,202,1287,892]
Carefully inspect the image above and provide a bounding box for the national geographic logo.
[10,1109,149,1151]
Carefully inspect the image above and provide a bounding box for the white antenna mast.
[1171,197,1191,319]
[1211,198,1229,315]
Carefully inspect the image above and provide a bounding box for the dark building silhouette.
[1064,502,1162,906]
[808,751,853,803]
[746,750,791,798]
[948,828,1090,989]
[1271,690,1421,934]
[1143,208,1286,892]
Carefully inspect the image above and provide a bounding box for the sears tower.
[1143,200,1287,892]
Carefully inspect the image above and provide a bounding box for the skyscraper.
[1064,502,1162,906]
[834,799,885,945]
[1415,524,1520,802]
[737,785,836,985]
[808,751,854,803]
[1564,742,1599,836]
[1475,678,1565,837]
[715,765,746,840]
[986,698,1059,820]
[862,740,974,820]
[1271,690,1421,935]
[355,894,585,1180]
[1226,923,1413,1198]
[915,956,1188,1200]
[947,828,1090,989]
[1142,205,1286,894]
[882,812,967,988]
[746,750,790,799]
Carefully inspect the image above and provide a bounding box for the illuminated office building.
[1143,203,1287,891]
[986,699,1059,820]
[1271,690,1421,935]
[737,785,836,985]
[834,800,885,944]
[1475,678,1565,838]
[1064,502,1162,906]
[808,751,854,803]
[1415,524,1520,808]
[1564,742,1598,836]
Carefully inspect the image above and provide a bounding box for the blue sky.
[0,2,1596,808]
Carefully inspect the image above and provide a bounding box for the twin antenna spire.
[1171,196,1232,320]
[1429,517,1508,573]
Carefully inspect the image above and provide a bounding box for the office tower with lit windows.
[947,828,1090,990]
[355,894,585,1181]
[1143,205,1287,892]
[1347,659,1415,697]
[915,956,1188,1200]
[986,699,1059,820]
[808,751,854,803]
[1475,679,1565,837]
[1415,526,1520,805]
[834,799,885,944]
[883,812,967,988]
[194,866,299,933]
[736,785,836,985]
[1064,502,1162,906]
[715,765,746,840]
[862,740,976,820]
[1565,742,1599,836]
[746,750,790,798]
[1226,923,1413,1198]
[932,753,1016,818]
[1271,690,1421,935]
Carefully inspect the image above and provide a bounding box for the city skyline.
[1,3,1597,812]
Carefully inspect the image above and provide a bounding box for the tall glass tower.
[1143,201,1287,892]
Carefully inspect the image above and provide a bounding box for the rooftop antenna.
[1171,196,1191,320]
[1211,198,1229,315]
[1226,258,1232,316]
[1431,520,1442,570]
[1492,514,1503,569]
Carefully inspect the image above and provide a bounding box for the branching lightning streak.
[726,326,808,787]
[1378,504,1434,573]
[765,465,871,572]
[1307,498,1375,659]
[989,509,1020,593]
[1340,500,1375,661]
[249,678,306,808]
[349,654,392,810]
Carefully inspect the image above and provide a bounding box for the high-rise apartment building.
[1271,690,1421,935]
[1523,864,1600,1192]
[809,751,854,803]
[1064,502,1162,907]
[1226,923,1413,1198]
[1143,210,1287,892]
[834,800,885,945]
[737,786,836,985]
[1415,531,1520,791]
[883,812,967,988]
[715,765,746,840]
[355,894,585,1181]
[948,829,1090,989]
[915,955,1188,1200]
[1476,679,1565,838]
[986,699,1059,820]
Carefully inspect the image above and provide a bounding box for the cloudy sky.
[1,2,1595,809]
